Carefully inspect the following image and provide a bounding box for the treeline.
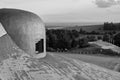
[46,29,101,52]
[103,22,120,47]
[47,29,86,52]
[103,22,120,31]
[45,28,120,56]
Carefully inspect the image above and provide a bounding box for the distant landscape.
[45,22,120,72]
[45,22,103,27]
[45,22,103,32]
[45,22,120,32]
[46,22,120,53]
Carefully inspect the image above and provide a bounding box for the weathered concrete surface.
[0,35,120,80]
[0,8,46,58]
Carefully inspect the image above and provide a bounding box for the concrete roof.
[0,34,120,80]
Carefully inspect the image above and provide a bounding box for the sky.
[0,0,120,36]
[0,0,120,23]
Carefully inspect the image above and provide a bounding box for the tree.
[71,39,78,48]
[87,36,97,41]
[71,30,79,38]
[103,34,110,42]
[114,33,120,47]
[97,36,102,40]
[78,38,89,48]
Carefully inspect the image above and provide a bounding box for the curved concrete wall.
[0,8,46,58]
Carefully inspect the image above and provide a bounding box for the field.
[51,52,120,71]
[45,22,103,32]
[46,24,103,32]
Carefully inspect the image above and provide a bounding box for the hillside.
[89,40,120,53]
[46,22,120,32]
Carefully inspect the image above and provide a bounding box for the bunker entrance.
[35,39,44,54]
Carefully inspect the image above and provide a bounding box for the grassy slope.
[52,52,120,71]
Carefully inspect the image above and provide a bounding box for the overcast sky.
[0,0,120,23]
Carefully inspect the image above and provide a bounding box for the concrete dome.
[0,8,46,58]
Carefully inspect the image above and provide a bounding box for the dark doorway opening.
[36,39,44,54]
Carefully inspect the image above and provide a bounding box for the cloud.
[94,0,120,8]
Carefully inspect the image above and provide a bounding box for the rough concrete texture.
[0,9,46,58]
[0,34,120,80]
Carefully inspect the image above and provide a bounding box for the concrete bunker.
[0,8,46,58]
